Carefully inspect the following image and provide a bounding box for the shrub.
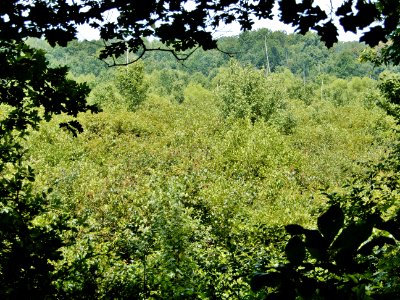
[114,62,149,110]
[214,60,286,122]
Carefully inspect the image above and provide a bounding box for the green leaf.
[317,204,344,244]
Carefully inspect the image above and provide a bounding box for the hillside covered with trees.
[1,0,400,298]
[5,30,394,298]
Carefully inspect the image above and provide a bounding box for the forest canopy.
[1,0,400,299]
[2,0,400,61]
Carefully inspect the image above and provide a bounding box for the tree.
[1,0,400,298]
[89,0,400,61]
[2,1,399,63]
[249,31,400,300]
[0,40,99,298]
[251,203,399,299]
[1,6,99,297]
[114,61,149,110]
[215,60,286,122]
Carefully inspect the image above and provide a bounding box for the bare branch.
[216,46,236,57]
[101,42,202,67]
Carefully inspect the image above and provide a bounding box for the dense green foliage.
[5,32,394,297]
[215,61,285,122]
[250,71,400,299]
[26,93,391,297]
[28,29,400,84]
[114,62,149,110]
[2,0,400,298]
[252,203,399,299]
[0,40,98,298]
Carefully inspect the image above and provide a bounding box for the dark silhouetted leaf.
[331,222,373,253]
[317,204,344,244]
[339,15,358,33]
[250,272,282,291]
[355,0,380,29]
[304,229,328,260]
[336,0,353,16]
[358,236,396,255]
[334,248,358,270]
[279,0,298,24]
[296,276,319,297]
[285,224,305,235]
[59,120,84,137]
[315,21,338,48]
[360,26,387,47]
[285,236,305,265]
[376,217,400,240]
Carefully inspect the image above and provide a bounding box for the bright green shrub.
[322,76,377,106]
[23,65,395,298]
[288,98,393,189]
[114,61,149,110]
[214,60,286,122]
[377,71,400,120]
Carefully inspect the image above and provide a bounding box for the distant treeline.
[27,28,399,82]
